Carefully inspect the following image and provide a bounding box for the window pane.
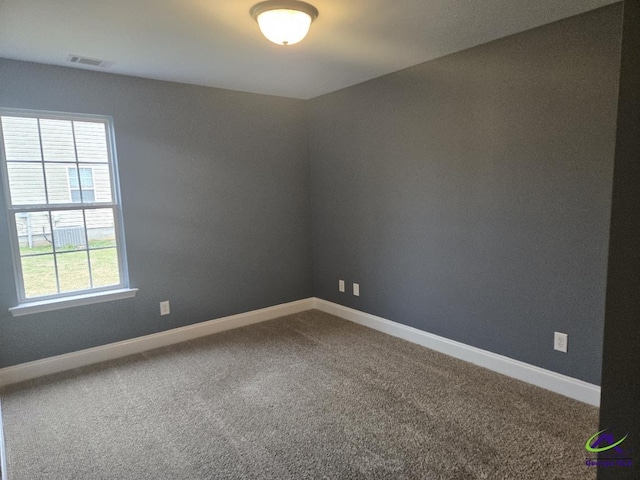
[80,163,112,202]
[40,119,76,162]
[6,162,46,205]
[70,190,82,203]
[86,208,116,248]
[1,116,42,162]
[79,167,95,202]
[90,248,120,287]
[52,210,87,252]
[74,121,108,163]
[16,212,53,255]
[21,254,58,298]
[57,251,90,293]
[79,168,94,188]
[82,190,96,203]
[68,167,79,188]
[45,163,76,204]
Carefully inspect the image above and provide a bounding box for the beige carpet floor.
[0,310,598,479]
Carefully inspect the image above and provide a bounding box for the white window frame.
[0,108,136,315]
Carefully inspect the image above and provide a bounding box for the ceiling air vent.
[66,54,113,68]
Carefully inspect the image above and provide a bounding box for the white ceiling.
[0,0,618,99]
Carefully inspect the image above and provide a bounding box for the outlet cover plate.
[554,332,568,353]
[160,301,171,316]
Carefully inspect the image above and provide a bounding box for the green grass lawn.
[20,240,120,298]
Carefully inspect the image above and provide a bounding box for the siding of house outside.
[9,163,114,248]
[4,116,115,248]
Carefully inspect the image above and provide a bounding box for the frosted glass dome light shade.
[251,1,319,46]
[256,9,311,45]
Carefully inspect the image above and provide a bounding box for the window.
[68,167,95,203]
[0,109,134,312]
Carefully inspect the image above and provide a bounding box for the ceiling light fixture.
[250,0,319,46]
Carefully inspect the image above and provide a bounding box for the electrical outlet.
[353,283,360,296]
[160,300,171,316]
[339,279,345,293]
[554,332,568,353]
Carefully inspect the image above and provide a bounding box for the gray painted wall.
[308,4,622,385]
[0,5,624,386]
[0,59,313,368]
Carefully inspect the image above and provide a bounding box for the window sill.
[9,288,138,317]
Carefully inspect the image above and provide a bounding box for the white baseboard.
[312,298,601,407]
[0,298,315,389]
[0,296,601,407]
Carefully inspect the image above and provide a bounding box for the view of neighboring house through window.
[69,167,95,203]
[0,110,129,302]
